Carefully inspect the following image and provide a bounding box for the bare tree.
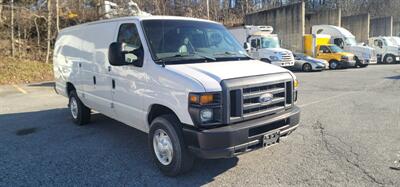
[45,0,52,64]
[56,0,60,32]
[0,0,3,23]
[11,0,15,57]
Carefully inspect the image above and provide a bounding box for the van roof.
[60,16,219,32]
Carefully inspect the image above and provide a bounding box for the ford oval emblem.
[259,93,274,105]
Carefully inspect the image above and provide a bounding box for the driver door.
[250,38,260,59]
[316,46,331,61]
[109,22,147,131]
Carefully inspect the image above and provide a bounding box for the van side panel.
[53,28,85,97]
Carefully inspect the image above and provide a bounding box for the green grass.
[0,57,53,85]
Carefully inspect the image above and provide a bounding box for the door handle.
[112,79,115,89]
[93,76,96,85]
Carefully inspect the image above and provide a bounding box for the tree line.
[0,0,399,63]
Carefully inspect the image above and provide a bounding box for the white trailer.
[229,26,295,67]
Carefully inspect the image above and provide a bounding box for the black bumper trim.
[183,106,300,159]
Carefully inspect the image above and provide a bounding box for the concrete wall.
[305,8,341,34]
[393,22,400,37]
[245,2,305,52]
[370,16,393,37]
[341,14,370,43]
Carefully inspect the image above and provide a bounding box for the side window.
[320,46,330,53]
[334,38,344,48]
[251,39,257,48]
[117,23,142,63]
[256,39,261,48]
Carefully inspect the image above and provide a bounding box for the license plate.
[263,130,280,147]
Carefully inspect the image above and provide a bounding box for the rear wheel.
[68,90,91,125]
[384,54,396,64]
[149,114,194,176]
[302,63,312,72]
[329,60,339,70]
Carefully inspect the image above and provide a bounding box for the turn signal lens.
[294,80,299,88]
[189,93,215,105]
[200,94,214,105]
[189,95,199,104]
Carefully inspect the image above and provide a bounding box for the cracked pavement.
[0,65,399,186]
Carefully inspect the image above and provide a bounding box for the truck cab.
[369,36,400,64]
[229,26,295,67]
[315,44,356,69]
[312,25,376,67]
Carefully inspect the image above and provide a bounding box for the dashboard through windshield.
[141,20,249,64]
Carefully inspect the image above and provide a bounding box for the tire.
[329,60,339,70]
[302,63,312,72]
[384,54,396,64]
[149,114,194,176]
[68,90,91,125]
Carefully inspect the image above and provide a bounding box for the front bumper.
[340,60,356,68]
[271,60,295,67]
[183,106,300,159]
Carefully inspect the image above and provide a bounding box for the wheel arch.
[147,104,181,127]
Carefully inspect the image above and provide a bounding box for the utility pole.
[10,0,15,57]
[206,0,209,20]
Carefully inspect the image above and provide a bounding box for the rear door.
[109,21,147,131]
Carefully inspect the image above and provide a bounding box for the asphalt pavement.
[0,65,399,186]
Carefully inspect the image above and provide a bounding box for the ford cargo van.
[54,16,300,176]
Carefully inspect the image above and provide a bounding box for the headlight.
[200,109,213,122]
[188,92,222,127]
[270,56,280,61]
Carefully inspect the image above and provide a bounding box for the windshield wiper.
[214,51,253,59]
[155,52,216,66]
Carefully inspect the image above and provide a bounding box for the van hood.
[165,60,293,92]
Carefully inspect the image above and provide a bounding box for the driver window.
[375,40,383,48]
[320,46,330,53]
[334,38,344,48]
[251,39,257,49]
[117,23,142,63]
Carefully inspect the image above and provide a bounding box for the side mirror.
[243,42,251,52]
[108,42,144,67]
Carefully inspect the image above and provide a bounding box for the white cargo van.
[312,25,377,67]
[368,36,400,63]
[229,26,295,67]
[54,16,300,176]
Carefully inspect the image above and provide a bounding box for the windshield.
[141,20,249,64]
[261,36,280,48]
[345,37,357,46]
[329,45,344,53]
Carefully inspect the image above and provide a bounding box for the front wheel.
[149,115,194,176]
[302,63,312,72]
[384,54,396,64]
[329,60,339,70]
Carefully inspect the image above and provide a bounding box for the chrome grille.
[242,82,286,117]
[280,52,294,63]
[221,73,294,124]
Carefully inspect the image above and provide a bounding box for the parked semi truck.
[312,25,376,68]
[368,36,400,64]
[304,34,356,69]
[229,26,295,67]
